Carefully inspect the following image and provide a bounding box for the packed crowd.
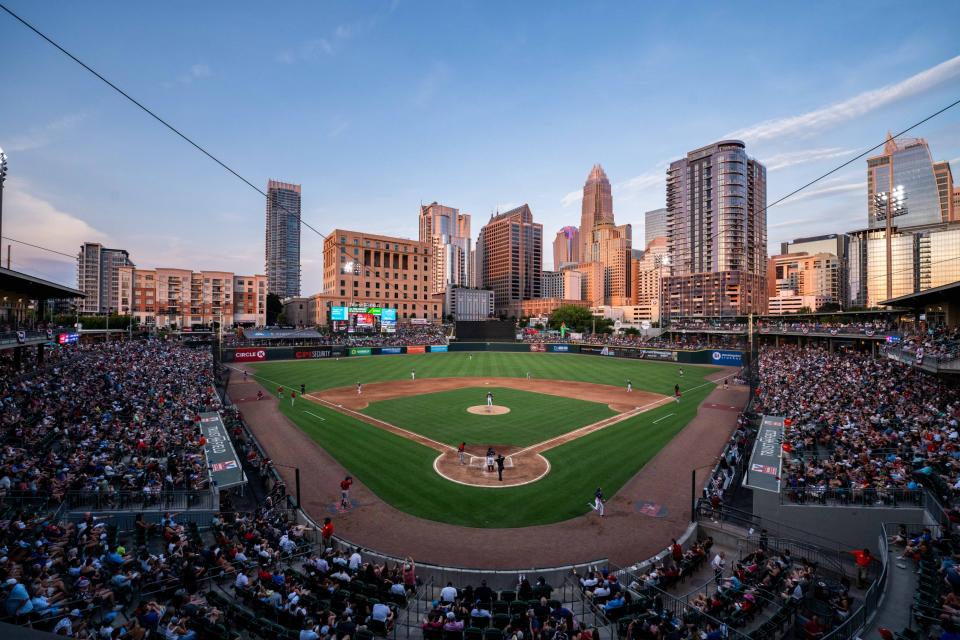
[755,344,960,504]
[897,325,960,363]
[666,321,747,333]
[0,341,221,504]
[236,324,450,348]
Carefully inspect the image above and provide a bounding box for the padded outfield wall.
[222,342,744,365]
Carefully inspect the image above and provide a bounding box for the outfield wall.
[222,342,744,365]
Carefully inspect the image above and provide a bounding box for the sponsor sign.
[529,343,546,352]
[294,349,333,359]
[350,347,372,356]
[355,313,375,328]
[198,412,246,489]
[885,335,901,344]
[743,415,784,493]
[548,344,570,353]
[407,345,426,354]
[429,345,448,353]
[633,348,676,361]
[57,332,80,345]
[331,307,348,321]
[381,347,402,355]
[709,350,743,365]
[234,348,267,362]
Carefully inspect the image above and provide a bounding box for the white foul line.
[652,413,675,424]
[304,411,326,421]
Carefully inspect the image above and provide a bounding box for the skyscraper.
[552,226,580,270]
[866,136,944,229]
[265,180,302,299]
[664,140,767,317]
[580,164,614,260]
[77,242,134,315]
[644,208,667,246]
[933,161,954,222]
[476,204,543,317]
[418,202,472,295]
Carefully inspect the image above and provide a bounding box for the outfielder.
[590,487,606,517]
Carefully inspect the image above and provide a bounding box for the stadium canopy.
[242,327,323,340]
[881,279,960,327]
[198,412,246,490]
[0,266,84,300]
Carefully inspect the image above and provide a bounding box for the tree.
[624,327,640,336]
[818,302,843,313]
[266,293,283,326]
[548,305,594,333]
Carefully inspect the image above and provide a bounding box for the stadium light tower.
[0,147,8,258]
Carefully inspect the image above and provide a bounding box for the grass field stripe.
[304,411,326,421]
[307,395,454,453]
[512,378,716,457]
[652,413,676,424]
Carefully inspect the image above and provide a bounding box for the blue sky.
[2,0,959,294]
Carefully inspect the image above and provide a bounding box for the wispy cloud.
[4,178,108,261]
[727,55,960,143]
[781,178,863,204]
[762,147,856,171]
[276,20,364,63]
[164,63,213,88]
[4,113,87,152]
[329,118,351,138]
[560,190,581,208]
[412,62,451,107]
[560,165,666,208]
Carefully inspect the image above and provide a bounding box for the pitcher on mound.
[486,391,494,411]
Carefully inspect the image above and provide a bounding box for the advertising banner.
[198,412,246,490]
[355,313,375,328]
[233,348,267,362]
[331,307,348,321]
[709,350,743,366]
[407,345,426,354]
[294,349,334,359]
[57,332,80,345]
[529,343,546,352]
[381,347,402,355]
[350,347,372,356]
[548,344,570,352]
[429,345,448,353]
[743,415,784,493]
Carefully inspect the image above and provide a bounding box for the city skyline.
[1,2,959,294]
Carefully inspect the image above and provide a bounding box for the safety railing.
[778,486,925,508]
[63,489,216,511]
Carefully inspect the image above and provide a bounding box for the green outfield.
[362,387,617,447]
[249,352,717,527]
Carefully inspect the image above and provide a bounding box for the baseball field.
[248,352,716,528]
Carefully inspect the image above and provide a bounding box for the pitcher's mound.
[467,405,511,415]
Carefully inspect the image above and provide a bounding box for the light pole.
[0,147,7,254]
[874,182,906,301]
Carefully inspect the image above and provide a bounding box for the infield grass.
[249,353,719,527]
[361,387,616,447]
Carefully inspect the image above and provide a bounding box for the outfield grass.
[250,351,713,395]
[361,387,616,447]
[250,353,717,528]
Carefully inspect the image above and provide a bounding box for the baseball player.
[290,391,296,406]
[526,371,531,380]
[626,379,632,393]
[589,488,606,517]
[339,476,353,510]
[411,369,416,381]
[674,384,681,403]
[277,387,284,400]
[300,383,306,396]
[458,442,466,465]
[679,368,684,376]
[496,454,506,481]
[486,391,494,411]
[485,447,495,472]
[723,378,728,390]
[357,381,362,395]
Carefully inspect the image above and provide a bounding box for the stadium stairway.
[862,550,917,638]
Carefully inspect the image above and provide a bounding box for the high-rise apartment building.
[118,267,267,328]
[552,226,580,270]
[541,269,583,301]
[644,208,667,246]
[77,242,134,315]
[320,229,441,322]
[631,237,669,324]
[867,136,946,229]
[265,180,302,299]
[766,252,841,309]
[476,205,543,317]
[419,202,471,295]
[580,165,614,260]
[664,140,767,317]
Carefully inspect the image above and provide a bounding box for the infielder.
[590,487,606,517]
[357,382,362,395]
[410,369,416,381]
[626,379,632,393]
